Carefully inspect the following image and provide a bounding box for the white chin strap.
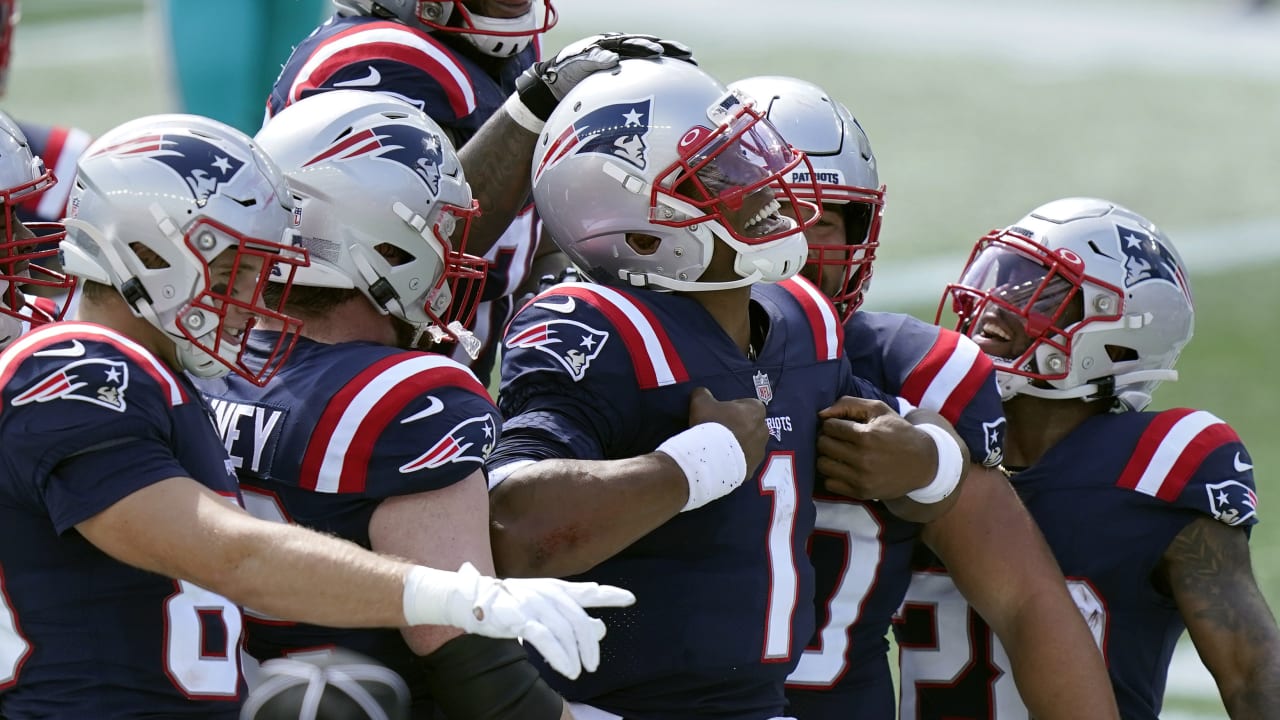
[462,12,537,57]
[1002,368,1179,404]
[622,267,762,293]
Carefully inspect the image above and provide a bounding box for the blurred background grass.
[9,1,1276,716]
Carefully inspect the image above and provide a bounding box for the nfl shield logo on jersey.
[753,371,773,405]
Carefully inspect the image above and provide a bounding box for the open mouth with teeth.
[738,196,790,239]
[972,308,1031,361]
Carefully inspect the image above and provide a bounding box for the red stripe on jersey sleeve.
[1156,422,1241,502]
[560,286,689,389]
[299,355,489,493]
[1116,407,1199,490]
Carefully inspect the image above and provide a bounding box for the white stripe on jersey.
[1132,410,1226,497]
[0,322,186,405]
[787,277,841,361]
[290,26,477,115]
[314,353,471,493]
[38,127,93,221]
[571,283,681,387]
[916,334,983,413]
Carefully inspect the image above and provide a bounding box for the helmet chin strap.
[619,267,762,293]
[1006,368,1179,402]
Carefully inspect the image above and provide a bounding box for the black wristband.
[414,635,564,720]
[515,66,560,122]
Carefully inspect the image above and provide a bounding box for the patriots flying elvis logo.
[506,318,608,382]
[1117,224,1186,293]
[534,98,652,182]
[304,124,446,195]
[94,133,245,207]
[399,414,498,473]
[11,358,130,412]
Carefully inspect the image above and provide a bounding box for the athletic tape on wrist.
[403,564,462,628]
[906,423,964,504]
[656,422,747,512]
[503,94,546,134]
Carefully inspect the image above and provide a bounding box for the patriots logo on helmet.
[534,99,652,182]
[399,414,498,473]
[95,133,246,208]
[506,319,608,382]
[1205,479,1258,527]
[11,358,129,412]
[1117,224,1185,291]
[304,124,445,195]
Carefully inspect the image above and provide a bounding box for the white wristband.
[503,94,546,134]
[656,422,748,512]
[907,423,964,504]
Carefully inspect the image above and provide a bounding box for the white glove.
[403,562,636,679]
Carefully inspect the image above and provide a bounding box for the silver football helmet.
[938,197,1194,410]
[0,109,76,348]
[729,75,884,318]
[256,89,487,353]
[332,0,556,57]
[531,57,822,293]
[60,114,309,385]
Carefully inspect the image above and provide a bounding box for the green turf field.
[10,2,1276,716]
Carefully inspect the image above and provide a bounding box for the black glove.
[514,33,698,124]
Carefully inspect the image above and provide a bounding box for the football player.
[730,76,1119,719]
[0,112,632,718]
[267,0,607,376]
[487,56,973,720]
[0,110,76,348]
[199,89,585,719]
[897,198,1280,718]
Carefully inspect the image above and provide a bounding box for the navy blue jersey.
[0,322,245,719]
[786,311,1003,719]
[267,13,541,376]
[12,120,92,223]
[896,408,1258,720]
[196,332,499,711]
[491,278,899,720]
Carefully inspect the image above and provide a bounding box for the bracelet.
[906,423,964,504]
[503,94,546,134]
[656,422,748,512]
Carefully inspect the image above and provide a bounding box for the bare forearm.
[457,106,538,257]
[212,517,411,628]
[997,593,1117,719]
[490,455,687,578]
[926,468,1118,719]
[1222,660,1280,718]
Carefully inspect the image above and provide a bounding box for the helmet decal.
[95,134,246,208]
[1117,223,1184,291]
[305,124,446,196]
[538,98,651,182]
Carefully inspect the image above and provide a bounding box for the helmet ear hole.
[1105,344,1138,362]
[374,242,413,267]
[626,233,661,256]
